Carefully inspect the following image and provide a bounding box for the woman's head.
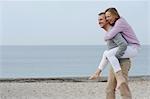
[105,7,120,25]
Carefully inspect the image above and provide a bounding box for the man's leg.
[106,58,132,99]
[106,66,117,99]
[119,59,132,99]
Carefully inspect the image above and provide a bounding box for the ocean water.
[0,45,149,78]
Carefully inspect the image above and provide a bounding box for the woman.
[104,7,140,73]
[90,8,140,90]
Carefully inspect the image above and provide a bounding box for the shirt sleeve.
[113,33,128,58]
[104,18,125,40]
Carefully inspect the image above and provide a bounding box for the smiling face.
[105,11,117,25]
[98,14,108,28]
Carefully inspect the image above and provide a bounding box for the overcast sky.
[0,0,149,45]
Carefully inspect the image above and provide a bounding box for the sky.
[0,0,150,45]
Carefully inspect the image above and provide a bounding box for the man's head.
[98,12,109,29]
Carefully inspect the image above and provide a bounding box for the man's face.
[98,14,108,28]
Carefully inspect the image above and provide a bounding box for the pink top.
[104,17,140,47]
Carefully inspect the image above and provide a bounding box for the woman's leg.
[98,50,109,71]
[105,45,138,72]
[89,45,138,80]
[121,46,138,58]
[89,50,109,80]
[104,47,121,72]
[105,45,138,90]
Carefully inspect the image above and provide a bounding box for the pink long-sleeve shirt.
[104,17,140,47]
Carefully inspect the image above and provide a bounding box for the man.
[89,12,132,99]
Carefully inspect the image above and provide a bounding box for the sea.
[0,45,149,78]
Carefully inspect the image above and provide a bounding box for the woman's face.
[105,11,116,25]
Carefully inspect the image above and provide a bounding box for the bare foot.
[115,70,126,90]
[116,82,129,92]
[89,69,101,80]
[89,73,100,80]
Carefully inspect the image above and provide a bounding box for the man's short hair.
[98,12,105,16]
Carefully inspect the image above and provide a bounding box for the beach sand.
[0,77,150,99]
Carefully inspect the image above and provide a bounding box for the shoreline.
[0,75,150,99]
[0,75,150,83]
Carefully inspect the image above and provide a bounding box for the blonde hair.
[105,7,120,19]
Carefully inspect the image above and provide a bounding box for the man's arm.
[113,33,128,58]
